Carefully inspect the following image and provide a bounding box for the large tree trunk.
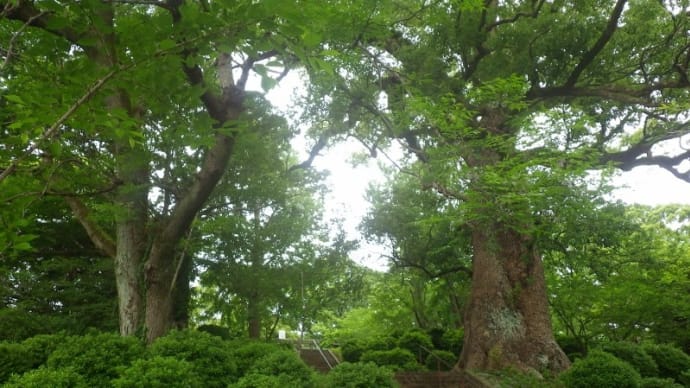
[457,224,570,374]
[144,240,177,342]
[114,219,146,335]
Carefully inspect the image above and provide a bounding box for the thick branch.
[65,197,117,258]
[288,133,329,172]
[156,1,243,247]
[564,0,626,87]
[1,0,82,44]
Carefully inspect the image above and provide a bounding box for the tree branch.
[64,197,117,258]
[564,0,626,87]
[0,68,119,183]
[1,0,82,44]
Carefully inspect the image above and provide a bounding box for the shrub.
[149,329,237,387]
[341,339,369,362]
[323,362,398,388]
[641,344,690,382]
[230,373,284,388]
[47,332,145,387]
[640,377,683,388]
[229,340,286,376]
[3,367,87,388]
[368,335,397,351]
[440,328,464,356]
[0,342,35,383]
[556,335,586,360]
[397,330,433,361]
[360,348,421,371]
[678,370,690,386]
[196,324,231,340]
[21,333,69,368]
[601,341,659,377]
[113,356,203,388]
[246,349,316,387]
[424,350,457,371]
[559,350,641,388]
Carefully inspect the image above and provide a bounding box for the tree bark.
[457,224,570,374]
[247,291,262,339]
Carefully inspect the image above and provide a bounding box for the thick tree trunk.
[114,220,146,335]
[144,241,177,343]
[457,224,570,374]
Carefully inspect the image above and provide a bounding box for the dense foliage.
[2,0,690,383]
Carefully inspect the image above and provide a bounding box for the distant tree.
[0,198,117,340]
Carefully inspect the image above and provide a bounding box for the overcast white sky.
[264,75,690,271]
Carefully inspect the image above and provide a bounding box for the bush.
[196,324,231,340]
[641,344,690,382]
[559,350,641,388]
[601,341,659,377]
[245,349,316,387]
[47,332,145,387]
[360,348,421,371]
[113,356,203,388]
[640,377,683,388]
[0,342,35,383]
[424,350,457,371]
[341,339,369,363]
[368,335,398,351]
[3,367,87,388]
[556,335,586,360]
[21,333,68,366]
[440,328,464,356]
[678,370,690,386]
[228,340,286,376]
[323,362,398,388]
[230,373,284,388]
[397,330,433,361]
[149,329,237,387]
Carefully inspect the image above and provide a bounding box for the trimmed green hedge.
[600,341,659,377]
[46,332,144,387]
[360,348,421,371]
[149,329,237,387]
[3,367,87,388]
[323,362,398,388]
[113,356,203,388]
[559,350,641,388]
[641,344,690,383]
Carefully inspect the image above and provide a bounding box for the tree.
[193,124,327,338]
[363,169,472,330]
[0,197,118,340]
[0,1,327,341]
[304,0,690,373]
[547,203,690,352]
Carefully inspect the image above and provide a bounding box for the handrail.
[312,339,334,369]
